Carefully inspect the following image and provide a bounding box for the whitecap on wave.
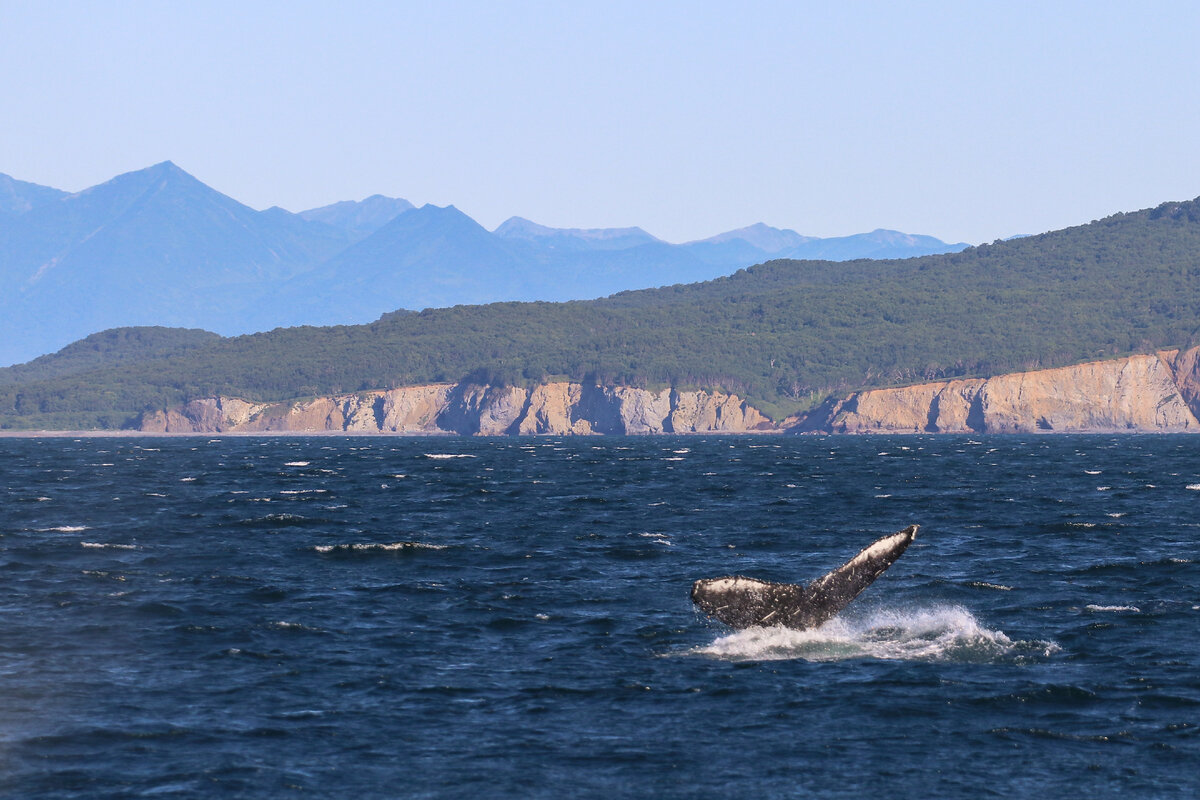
[424,453,476,460]
[687,606,1055,663]
[81,542,137,550]
[968,581,1013,591]
[1084,604,1140,613]
[270,620,324,632]
[1186,484,1200,491]
[37,525,89,532]
[313,541,447,553]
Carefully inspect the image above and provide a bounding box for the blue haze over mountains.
[0,162,967,366]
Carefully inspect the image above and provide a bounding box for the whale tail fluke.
[692,525,919,630]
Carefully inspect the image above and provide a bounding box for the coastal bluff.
[140,347,1200,435]
[139,383,774,435]
[797,348,1200,434]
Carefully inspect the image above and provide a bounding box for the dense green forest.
[2,198,1199,429]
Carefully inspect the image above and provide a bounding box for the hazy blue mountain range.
[299,194,415,242]
[0,162,968,365]
[0,172,68,218]
[4,193,1199,431]
[493,217,662,250]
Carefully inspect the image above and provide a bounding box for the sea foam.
[313,541,447,553]
[689,606,1055,663]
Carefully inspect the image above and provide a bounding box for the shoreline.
[0,428,1195,439]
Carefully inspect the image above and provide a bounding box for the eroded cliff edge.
[796,348,1200,434]
[140,347,1200,435]
[139,383,774,435]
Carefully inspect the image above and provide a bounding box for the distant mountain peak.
[67,161,212,205]
[139,160,198,183]
[298,194,414,241]
[0,171,68,217]
[495,215,656,240]
[493,216,661,252]
[694,223,815,252]
[409,203,470,220]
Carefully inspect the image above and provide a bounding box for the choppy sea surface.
[1,434,1197,798]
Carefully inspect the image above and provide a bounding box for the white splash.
[688,606,1054,663]
[81,542,137,550]
[313,541,447,553]
[1186,484,1200,491]
[1084,604,1140,613]
[38,525,89,532]
[270,621,322,632]
[284,461,311,467]
[424,453,476,459]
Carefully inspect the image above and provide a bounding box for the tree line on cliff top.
[2,197,1199,429]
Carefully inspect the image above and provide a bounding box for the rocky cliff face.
[138,347,1200,436]
[805,348,1200,434]
[139,382,776,435]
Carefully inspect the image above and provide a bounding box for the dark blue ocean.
[1,435,1197,798]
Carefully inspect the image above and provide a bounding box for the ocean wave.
[284,461,311,467]
[37,525,89,532]
[968,581,1013,591]
[269,620,324,632]
[1084,604,1140,613]
[688,606,1056,663]
[313,541,447,553]
[424,453,476,459]
[81,542,137,550]
[1186,484,1200,491]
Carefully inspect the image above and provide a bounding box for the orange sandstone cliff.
[140,347,1200,435]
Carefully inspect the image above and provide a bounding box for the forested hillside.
[0,163,964,366]
[2,198,1198,429]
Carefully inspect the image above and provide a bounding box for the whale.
[691,525,919,629]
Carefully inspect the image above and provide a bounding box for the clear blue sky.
[3,1,1199,244]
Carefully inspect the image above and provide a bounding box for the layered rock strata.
[807,348,1200,434]
[139,383,774,435]
[138,347,1200,435]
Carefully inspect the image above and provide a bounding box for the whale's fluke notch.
[691,525,919,630]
